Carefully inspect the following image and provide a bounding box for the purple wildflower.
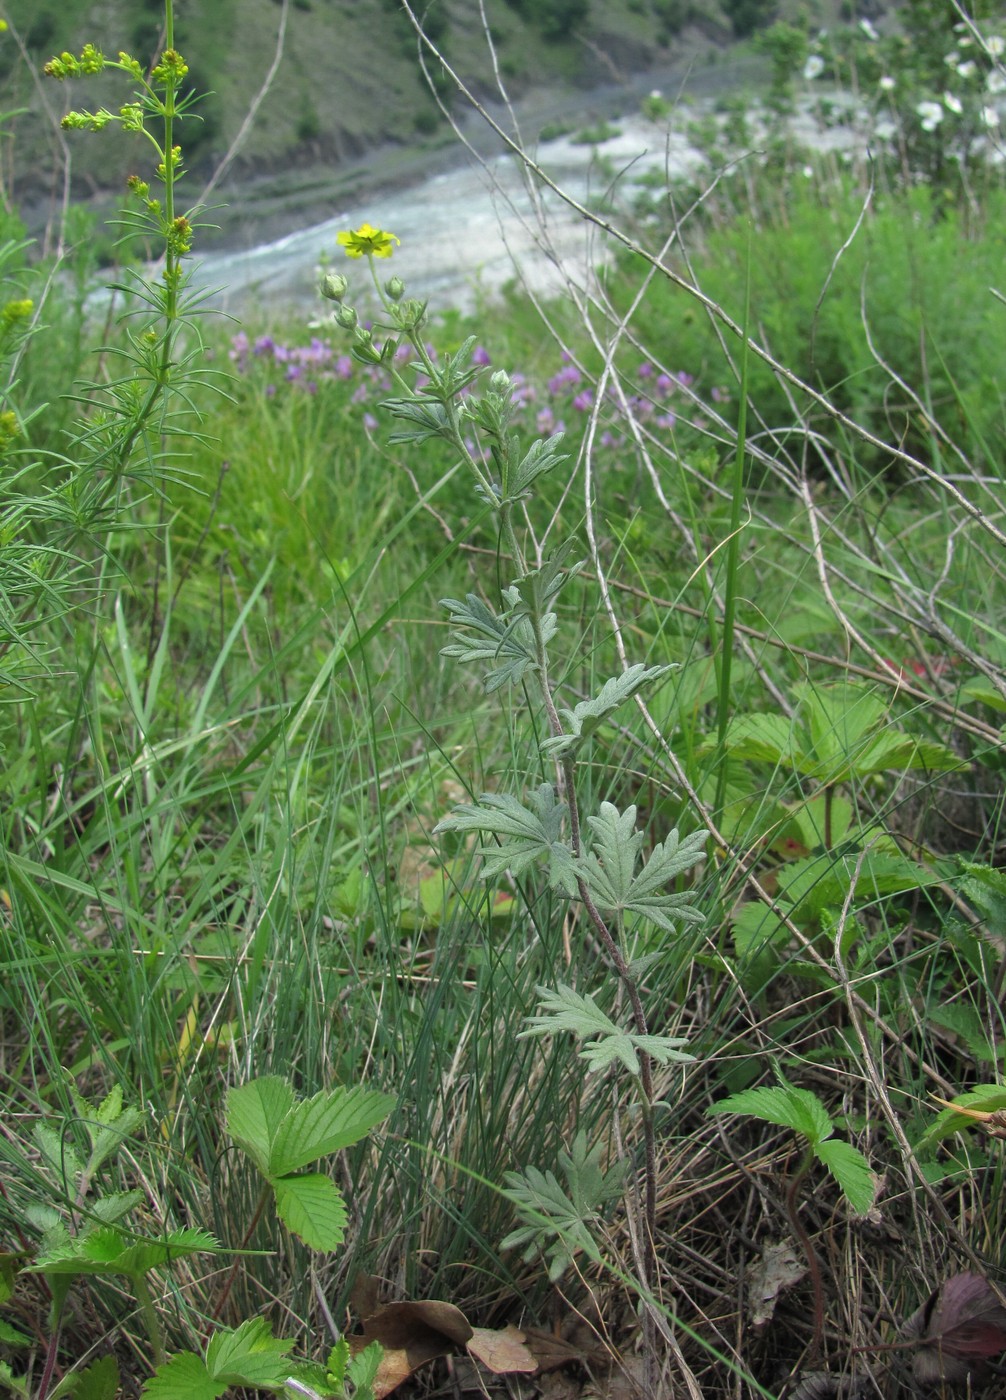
[572,389,594,412]
[472,345,491,366]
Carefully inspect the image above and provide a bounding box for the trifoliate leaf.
[206,1316,295,1387]
[225,1076,295,1176]
[142,1352,222,1400]
[271,1172,348,1252]
[812,1138,877,1214]
[541,665,674,758]
[268,1085,395,1177]
[706,1084,833,1147]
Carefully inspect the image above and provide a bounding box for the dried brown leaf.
[903,1272,1006,1387]
[468,1323,537,1374]
[747,1240,808,1328]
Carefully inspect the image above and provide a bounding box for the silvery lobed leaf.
[510,433,569,498]
[577,804,707,931]
[439,592,543,691]
[509,542,585,622]
[542,664,675,758]
[434,785,574,888]
[379,396,451,444]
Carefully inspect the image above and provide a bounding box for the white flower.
[916,100,944,130]
[957,34,974,48]
[982,104,1000,126]
[985,35,1005,58]
[859,18,880,41]
[988,69,1006,94]
[879,74,896,92]
[945,51,961,68]
[803,54,825,80]
[958,59,978,79]
[943,90,964,114]
[874,118,897,141]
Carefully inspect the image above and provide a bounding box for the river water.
[188,82,872,319]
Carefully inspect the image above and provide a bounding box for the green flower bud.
[385,275,405,301]
[334,304,358,330]
[489,369,512,394]
[319,272,348,302]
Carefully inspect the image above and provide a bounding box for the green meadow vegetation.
[2,1,1006,1397]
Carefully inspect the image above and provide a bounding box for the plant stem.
[133,1271,167,1370]
[209,1183,271,1327]
[785,1149,826,1364]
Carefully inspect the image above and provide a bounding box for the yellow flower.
[336,223,399,259]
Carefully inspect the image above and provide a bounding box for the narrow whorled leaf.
[225,1077,295,1176]
[271,1172,348,1252]
[268,1085,395,1177]
[812,1139,877,1214]
[206,1316,295,1387]
[542,665,674,758]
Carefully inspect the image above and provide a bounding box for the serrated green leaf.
[380,396,451,444]
[578,1033,643,1076]
[225,1077,296,1176]
[707,1084,832,1146]
[326,1338,351,1388]
[0,1320,30,1347]
[438,591,551,692]
[29,1227,218,1279]
[142,1352,223,1400]
[271,1172,348,1251]
[86,1107,145,1175]
[34,1123,83,1186]
[206,1316,294,1387]
[95,1086,123,1126]
[269,1086,394,1177]
[68,1354,119,1400]
[519,984,619,1043]
[542,665,673,758]
[89,1190,145,1226]
[812,1139,876,1213]
[718,712,797,765]
[346,1342,383,1400]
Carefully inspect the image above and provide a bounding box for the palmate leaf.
[380,395,451,445]
[542,664,674,758]
[270,1172,348,1251]
[576,803,707,931]
[433,784,575,890]
[439,591,555,691]
[518,984,692,1077]
[508,541,583,620]
[509,433,569,499]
